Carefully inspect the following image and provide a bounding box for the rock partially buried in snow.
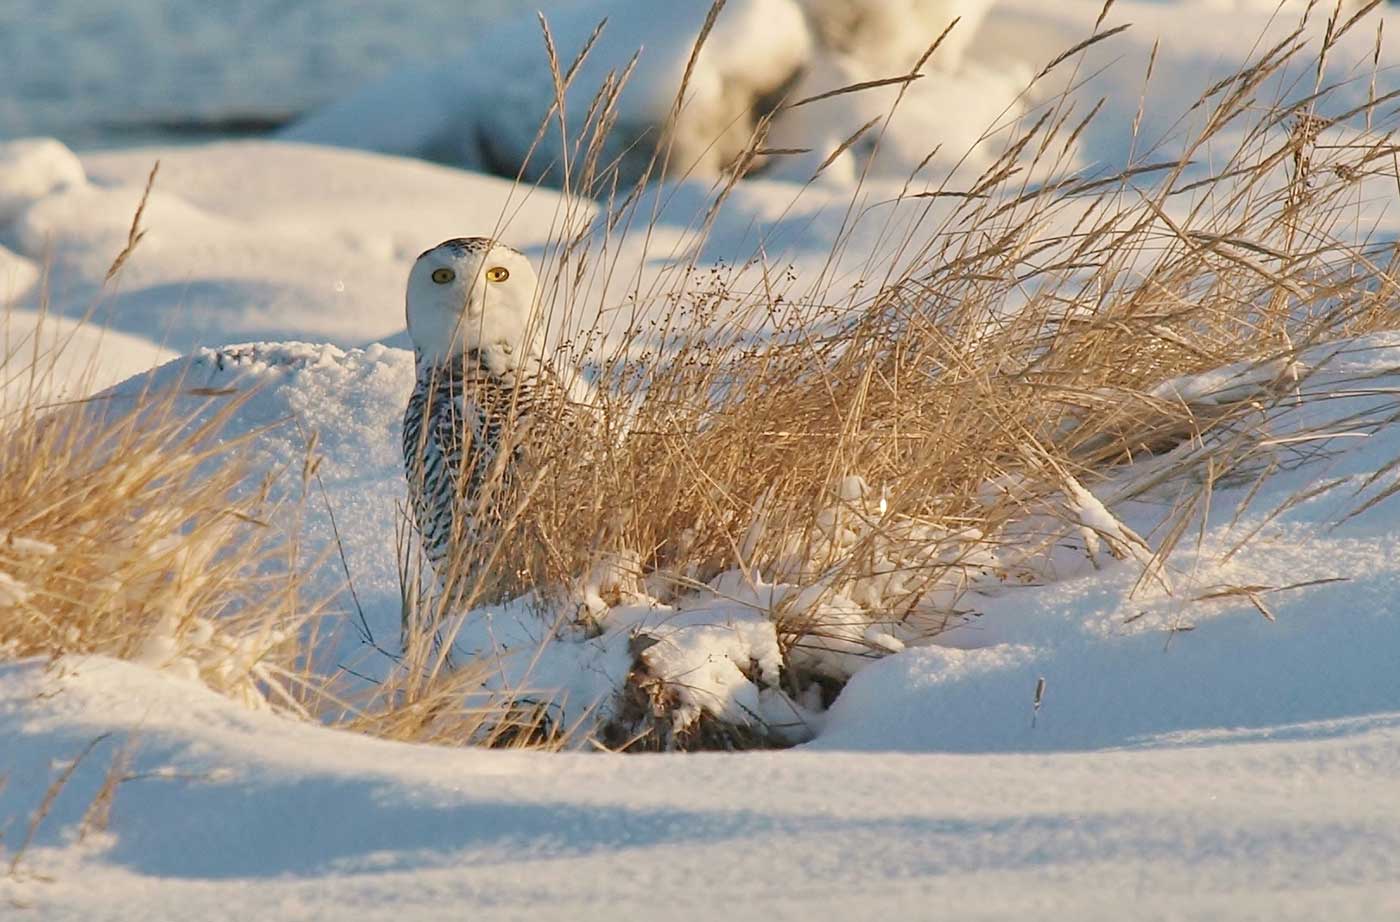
[0,138,86,226]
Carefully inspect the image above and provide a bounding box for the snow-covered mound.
[285,0,1400,190]
[3,651,1399,920]
[99,342,416,675]
[285,0,1022,186]
[90,332,1400,753]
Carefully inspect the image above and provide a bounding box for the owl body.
[402,347,561,577]
[400,237,589,596]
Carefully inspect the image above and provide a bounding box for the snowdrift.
[77,333,1400,753]
[283,0,1022,185]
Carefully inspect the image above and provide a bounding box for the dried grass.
[5,2,1400,754]
[0,171,321,715]
[396,2,1400,747]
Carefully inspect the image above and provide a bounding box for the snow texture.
[4,2,1400,918]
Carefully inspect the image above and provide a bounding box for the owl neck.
[418,344,532,380]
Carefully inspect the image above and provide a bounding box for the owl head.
[405,238,541,367]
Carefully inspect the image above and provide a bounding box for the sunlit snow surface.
[4,0,1400,918]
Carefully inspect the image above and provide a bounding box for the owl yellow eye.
[485,266,510,283]
[431,268,455,284]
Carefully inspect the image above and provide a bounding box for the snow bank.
[85,328,1400,757]
[3,652,1400,919]
[286,0,1021,186]
[286,0,1400,190]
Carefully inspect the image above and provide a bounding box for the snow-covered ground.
[4,655,1400,920]
[5,0,1400,917]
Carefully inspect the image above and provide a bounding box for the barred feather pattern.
[402,348,568,584]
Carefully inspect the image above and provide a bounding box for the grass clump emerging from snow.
[397,2,1400,749]
[0,339,316,713]
[6,3,1400,755]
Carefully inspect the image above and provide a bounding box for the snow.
[0,139,86,225]
[284,0,1400,187]
[5,0,1400,916]
[285,0,1027,184]
[0,243,38,301]
[0,320,1389,914]
[3,655,1400,919]
[2,309,179,405]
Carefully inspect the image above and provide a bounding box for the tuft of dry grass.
[393,1,1400,748]
[7,2,1400,755]
[1,173,322,713]
[0,369,320,712]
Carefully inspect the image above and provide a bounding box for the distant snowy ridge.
[286,0,1400,195]
[284,0,1019,187]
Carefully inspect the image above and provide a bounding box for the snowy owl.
[401,237,582,589]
